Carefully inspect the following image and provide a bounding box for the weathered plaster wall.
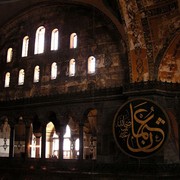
[0,3,127,101]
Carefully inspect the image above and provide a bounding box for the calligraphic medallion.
[113,98,169,158]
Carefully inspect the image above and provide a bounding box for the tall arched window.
[29,123,42,158]
[88,56,96,74]
[22,36,29,57]
[63,125,71,159]
[4,72,10,88]
[14,117,25,157]
[33,65,40,83]
[51,29,59,51]
[18,69,25,85]
[51,62,57,80]
[34,26,45,54]
[46,122,58,158]
[69,59,75,76]
[83,109,97,159]
[70,33,77,49]
[7,48,13,63]
[0,118,10,157]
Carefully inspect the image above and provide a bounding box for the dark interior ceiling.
[0,0,121,26]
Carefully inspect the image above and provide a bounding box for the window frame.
[69,59,76,77]
[33,65,40,83]
[6,48,13,63]
[51,62,58,80]
[22,36,29,57]
[4,72,10,88]
[70,33,77,49]
[34,26,45,54]
[18,69,25,85]
[88,56,96,74]
[51,28,59,51]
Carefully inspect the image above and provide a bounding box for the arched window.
[88,56,96,74]
[33,65,40,83]
[4,72,10,88]
[46,122,58,158]
[34,26,45,54]
[14,117,25,157]
[18,69,25,85]
[83,109,97,159]
[70,33,77,49]
[29,123,42,158]
[63,125,71,159]
[22,36,29,57]
[69,59,75,76]
[7,48,13,63]
[51,28,59,51]
[0,118,10,157]
[51,62,57,80]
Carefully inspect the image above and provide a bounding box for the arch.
[69,59,75,76]
[83,108,97,159]
[88,56,96,74]
[51,28,59,51]
[0,117,11,157]
[51,62,57,80]
[4,72,10,88]
[70,33,77,49]
[6,48,13,63]
[63,125,71,159]
[14,117,26,157]
[156,33,180,83]
[22,36,29,57]
[34,26,45,54]
[33,65,40,83]
[18,69,25,85]
[46,122,58,158]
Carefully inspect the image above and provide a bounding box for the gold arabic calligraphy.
[116,101,166,154]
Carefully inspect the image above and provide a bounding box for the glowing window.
[18,69,25,85]
[46,122,58,158]
[63,125,71,159]
[69,59,75,76]
[4,72,10,87]
[34,26,45,54]
[75,139,79,151]
[51,29,59,51]
[0,118,10,157]
[7,48,13,63]
[70,33,77,49]
[64,125,71,138]
[88,56,96,74]
[51,62,57,80]
[22,36,29,57]
[33,66,40,83]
